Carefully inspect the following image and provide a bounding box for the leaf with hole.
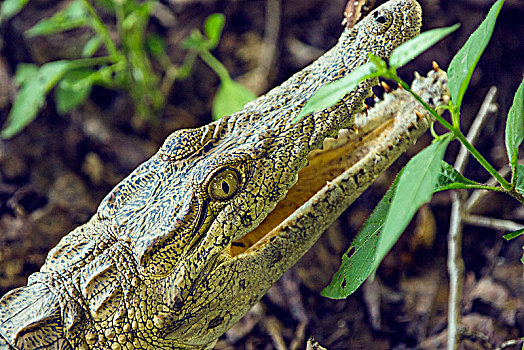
[448,0,503,110]
[322,172,401,299]
[371,136,451,272]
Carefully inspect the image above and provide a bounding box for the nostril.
[376,15,387,24]
[372,11,387,24]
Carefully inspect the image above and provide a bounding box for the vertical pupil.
[222,181,230,194]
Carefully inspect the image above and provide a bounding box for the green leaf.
[93,0,114,12]
[505,78,524,167]
[55,68,94,114]
[0,0,29,23]
[372,136,451,272]
[87,65,115,87]
[503,229,524,241]
[434,160,479,192]
[2,61,71,139]
[14,63,39,86]
[294,61,379,122]
[448,0,503,110]
[516,164,524,196]
[182,13,225,51]
[25,0,88,37]
[389,24,460,68]
[121,2,154,36]
[204,13,225,50]
[212,79,256,120]
[182,29,208,50]
[146,34,167,58]
[82,35,103,57]
[322,173,401,299]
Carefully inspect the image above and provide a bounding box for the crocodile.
[0,0,447,348]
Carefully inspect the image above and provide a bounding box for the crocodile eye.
[208,168,240,201]
[369,10,393,35]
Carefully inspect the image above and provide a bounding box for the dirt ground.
[1,0,523,349]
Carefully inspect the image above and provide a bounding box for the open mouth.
[227,124,378,257]
[226,68,448,258]
[226,82,384,257]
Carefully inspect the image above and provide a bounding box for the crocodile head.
[95,0,422,347]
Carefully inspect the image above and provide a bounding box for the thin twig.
[238,0,280,94]
[447,191,464,350]
[290,321,307,350]
[446,86,498,350]
[497,338,524,350]
[264,316,288,350]
[260,0,281,82]
[462,214,524,232]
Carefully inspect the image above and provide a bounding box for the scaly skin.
[0,1,428,348]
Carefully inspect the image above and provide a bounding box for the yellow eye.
[369,10,393,35]
[208,168,240,201]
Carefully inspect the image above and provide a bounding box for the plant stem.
[159,51,197,98]
[68,56,117,69]
[177,51,197,80]
[453,132,512,190]
[444,184,505,192]
[199,49,231,83]
[81,0,119,58]
[114,1,125,45]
